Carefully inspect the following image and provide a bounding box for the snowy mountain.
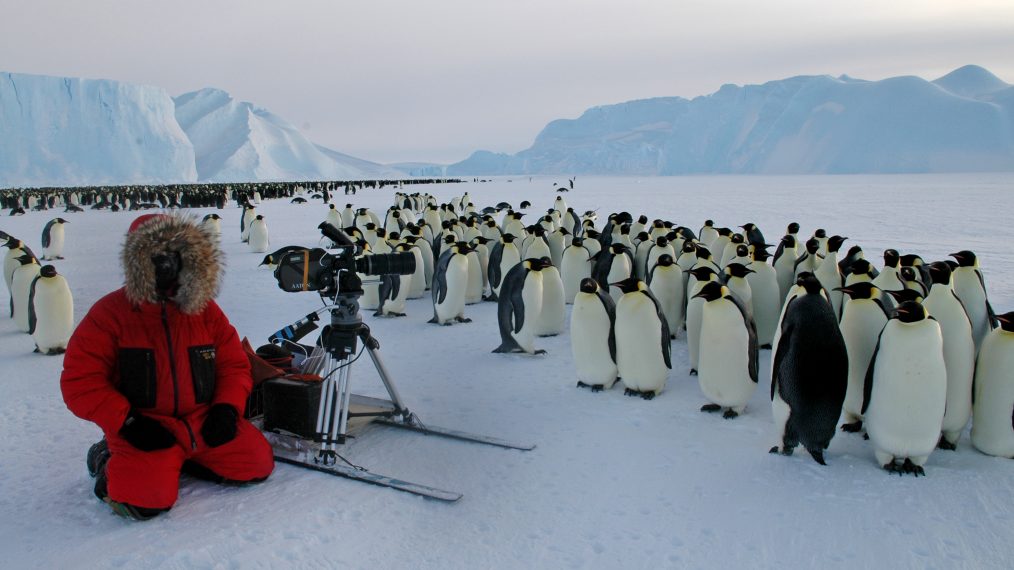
[0,72,197,187]
[448,65,1014,175]
[0,73,400,188]
[173,88,402,182]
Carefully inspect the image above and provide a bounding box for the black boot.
[86,439,109,478]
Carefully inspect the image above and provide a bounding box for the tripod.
[310,271,415,466]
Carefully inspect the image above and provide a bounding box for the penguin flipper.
[642,289,671,369]
[729,292,759,383]
[488,243,504,289]
[861,332,885,415]
[598,289,618,364]
[41,220,55,248]
[27,275,41,335]
[771,323,793,401]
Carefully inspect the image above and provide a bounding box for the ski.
[375,418,536,451]
[273,452,463,502]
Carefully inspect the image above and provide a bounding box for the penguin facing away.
[862,300,947,476]
[571,278,618,391]
[694,281,758,418]
[769,273,848,464]
[493,258,548,354]
[613,277,671,399]
[28,264,73,354]
[949,250,996,352]
[970,312,1014,458]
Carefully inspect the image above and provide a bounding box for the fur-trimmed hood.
[122,213,223,314]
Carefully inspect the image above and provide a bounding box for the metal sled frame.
[264,303,534,502]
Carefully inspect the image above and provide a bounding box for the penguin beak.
[997,314,1011,326]
[895,307,909,316]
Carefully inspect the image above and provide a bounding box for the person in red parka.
[61,213,274,520]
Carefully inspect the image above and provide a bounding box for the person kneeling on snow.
[61,213,274,520]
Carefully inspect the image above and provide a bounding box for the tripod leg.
[366,345,412,420]
[337,364,353,441]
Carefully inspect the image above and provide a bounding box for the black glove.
[119,410,176,451]
[201,404,239,448]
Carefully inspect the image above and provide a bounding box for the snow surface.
[2,174,1014,569]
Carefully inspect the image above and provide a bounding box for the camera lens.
[356,252,416,276]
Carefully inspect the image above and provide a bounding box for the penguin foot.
[454,317,472,323]
[590,384,604,393]
[901,458,925,477]
[536,334,559,338]
[640,392,656,401]
[670,334,677,340]
[769,446,794,457]
[840,421,864,433]
[689,369,698,376]
[624,388,641,398]
[884,461,905,476]
[700,404,721,413]
[806,448,827,466]
[760,343,772,350]
[937,436,957,451]
[533,349,547,355]
[393,312,407,317]
[441,322,453,327]
[722,409,739,420]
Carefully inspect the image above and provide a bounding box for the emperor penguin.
[464,244,485,305]
[721,263,755,316]
[41,218,68,260]
[28,265,73,354]
[872,249,905,294]
[593,243,633,302]
[949,250,996,352]
[582,230,603,259]
[719,234,746,268]
[769,273,848,463]
[535,258,566,337]
[248,215,270,253]
[645,237,676,281]
[493,258,548,354]
[862,300,947,476]
[4,238,37,299]
[740,222,766,250]
[970,312,1014,458]
[709,228,732,263]
[12,254,42,332]
[341,203,356,227]
[571,278,618,391]
[698,220,719,248]
[240,205,256,243]
[429,243,473,325]
[400,237,428,299]
[469,236,492,297]
[612,277,671,399]
[922,262,976,450]
[375,271,410,318]
[746,248,781,349]
[487,234,522,301]
[633,232,654,280]
[648,254,685,338]
[561,237,593,304]
[694,281,758,418]
[524,226,552,261]
[837,283,890,433]
[201,213,222,237]
[630,214,649,238]
[686,266,720,376]
[814,235,848,318]
[793,238,823,281]
[325,204,343,230]
[772,235,799,302]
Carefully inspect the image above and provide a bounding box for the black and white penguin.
[694,281,758,418]
[201,213,222,237]
[772,235,799,302]
[746,247,781,349]
[721,262,755,315]
[686,265,720,376]
[248,215,270,253]
[240,204,256,243]
[872,248,905,294]
[487,234,522,301]
[375,273,408,318]
[593,243,634,302]
[698,220,719,249]
[571,278,618,391]
[561,237,593,304]
[493,258,548,354]
[12,254,42,332]
[971,312,1014,458]
[648,254,684,338]
[429,243,473,325]
[535,258,566,337]
[837,283,890,433]
[814,235,847,318]
[613,277,671,399]
[923,262,976,450]
[862,300,947,476]
[769,273,848,464]
[40,218,68,260]
[28,265,73,354]
[793,238,823,280]
[949,250,996,352]
[740,222,766,249]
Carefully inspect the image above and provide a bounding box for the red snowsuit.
[61,214,273,510]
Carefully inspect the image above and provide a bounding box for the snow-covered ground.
[2,174,1013,569]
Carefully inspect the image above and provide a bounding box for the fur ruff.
[122,213,223,314]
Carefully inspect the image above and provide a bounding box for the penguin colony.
[5,179,1011,478]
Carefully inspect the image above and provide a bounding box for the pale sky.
[3,1,1012,165]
